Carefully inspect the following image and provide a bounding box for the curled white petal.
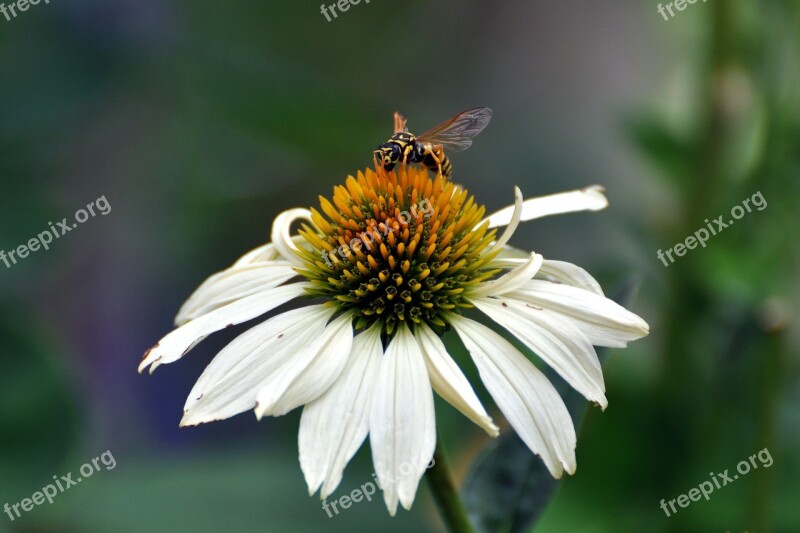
[271,208,313,266]
[536,260,605,296]
[484,185,608,229]
[487,186,523,254]
[487,244,531,269]
[470,252,543,298]
[233,236,309,267]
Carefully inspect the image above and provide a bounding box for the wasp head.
[374,142,401,171]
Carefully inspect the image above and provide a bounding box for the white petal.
[483,185,608,229]
[299,325,383,499]
[487,186,523,254]
[488,257,603,295]
[481,297,605,392]
[233,243,281,266]
[470,252,543,298]
[180,305,333,426]
[494,244,529,259]
[175,263,298,326]
[271,208,313,266]
[487,244,532,269]
[415,323,498,437]
[139,283,308,374]
[450,316,576,477]
[536,260,604,296]
[510,281,649,348]
[472,297,607,408]
[233,236,308,267]
[369,324,436,516]
[256,313,354,417]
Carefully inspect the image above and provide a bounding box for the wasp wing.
[417,107,492,152]
[394,111,409,134]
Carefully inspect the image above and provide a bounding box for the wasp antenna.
[393,111,408,134]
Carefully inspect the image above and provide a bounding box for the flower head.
[297,167,498,336]
[140,164,649,515]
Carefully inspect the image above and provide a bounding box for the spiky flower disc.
[296,166,500,336]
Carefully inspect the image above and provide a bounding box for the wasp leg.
[374,149,391,175]
[422,144,445,178]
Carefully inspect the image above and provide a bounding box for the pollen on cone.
[296,165,498,336]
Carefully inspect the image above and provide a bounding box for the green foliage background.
[0,1,797,531]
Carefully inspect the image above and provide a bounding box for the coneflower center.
[296,166,499,336]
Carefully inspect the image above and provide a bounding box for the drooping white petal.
[509,281,649,348]
[470,252,543,298]
[175,263,298,326]
[299,324,383,499]
[139,282,309,374]
[483,185,608,229]
[536,260,605,296]
[271,208,313,266]
[488,256,605,296]
[232,236,308,267]
[471,297,607,408]
[256,313,354,417]
[487,244,531,269]
[450,316,576,478]
[370,324,436,516]
[232,243,281,266]
[180,305,333,426]
[415,323,498,437]
[477,297,606,406]
[486,186,523,254]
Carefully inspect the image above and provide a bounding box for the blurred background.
[1,1,798,531]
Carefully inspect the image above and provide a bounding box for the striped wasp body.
[374,107,492,180]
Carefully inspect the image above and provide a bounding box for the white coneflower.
[139,165,648,515]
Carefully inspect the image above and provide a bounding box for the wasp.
[374,107,492,180]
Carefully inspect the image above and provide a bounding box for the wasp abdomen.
[420,145,453,179]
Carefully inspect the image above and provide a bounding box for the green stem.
[425,435,475,533]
